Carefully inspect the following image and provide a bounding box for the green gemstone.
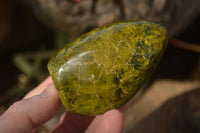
[48,20,168,115]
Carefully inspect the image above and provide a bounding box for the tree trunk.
[29,0,200,40]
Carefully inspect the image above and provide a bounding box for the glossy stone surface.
[48,20,168,115]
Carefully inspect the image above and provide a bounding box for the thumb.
[0,84,60,133]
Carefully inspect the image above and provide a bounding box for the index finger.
[24,77,53,99]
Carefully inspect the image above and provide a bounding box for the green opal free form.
[48,20,168,115]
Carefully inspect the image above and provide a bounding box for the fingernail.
[40,83,55,98]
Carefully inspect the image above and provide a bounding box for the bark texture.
[29,0,200,39]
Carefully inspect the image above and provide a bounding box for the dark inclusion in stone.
[48,20,168,115]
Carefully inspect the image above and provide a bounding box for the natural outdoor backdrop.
[0,0,200,132]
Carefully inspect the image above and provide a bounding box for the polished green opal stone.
[48,20,168,115]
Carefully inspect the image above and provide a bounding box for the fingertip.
[119,98,134,113]
[95,109,123,133]
[40,83,59,101]
[24,77,53,99]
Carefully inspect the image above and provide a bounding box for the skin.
[0,77,131,133]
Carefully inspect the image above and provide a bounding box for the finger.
[119,98,134,113]
[96,110,123,133]
[85,115,102,133]
[86,99,132,133]
[86,110,123,133]
[24,76,53,99]
[0,84,60,133]
[50,112,94,133]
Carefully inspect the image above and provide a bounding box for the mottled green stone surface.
[48,20,168,115]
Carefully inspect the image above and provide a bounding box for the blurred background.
[0,0,200,132]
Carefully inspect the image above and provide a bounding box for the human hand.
[0,77,131,133]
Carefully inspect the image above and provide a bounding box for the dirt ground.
[124,79,200,133]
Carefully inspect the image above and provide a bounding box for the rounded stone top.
[48,20,168,115]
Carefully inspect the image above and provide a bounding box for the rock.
[48,20,168,115]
